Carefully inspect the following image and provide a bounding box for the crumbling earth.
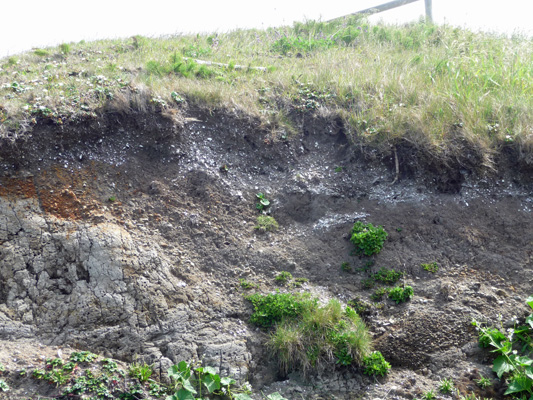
[0,109,532,399]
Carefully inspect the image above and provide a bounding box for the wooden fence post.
[424,0,433,23]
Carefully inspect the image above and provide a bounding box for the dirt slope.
[0,109,532,399]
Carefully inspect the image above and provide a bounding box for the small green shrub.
[350,221,388,256]
[0,364,4,373]
[362,351,391,376]
[422,262,439,273]
[275,271,293,285]
[246,292,315,328]
[255,215,279,232]
[439,378,454,394]
[372,268,403,284]
[388,286,414,304]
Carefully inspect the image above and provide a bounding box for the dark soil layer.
[0,110,532,399]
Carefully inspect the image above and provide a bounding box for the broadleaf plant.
[473,295,533,399]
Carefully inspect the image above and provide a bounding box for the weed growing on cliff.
[421,390,436,400]
[255,215,279,232]
[275,271,293,285]
[0,364,4,373]
[239,278,257,290]
[246,292,375,374]
[472,295,533,399]
[128,362,153,383]
[246,292,315,328]
[268,300,372,374]
[255,192,270,212]
[347,298,372,316]
[341,262,352,272]
[372,268,403,285]
[70,351,98,363]
[291,277,309,288]
[361,278,375,290]
[350,221,388,256]
[388,286,414,304]
[371,287,390,302]
[422,262,439,273]
[439,378,454,394]
[476,375,492,389]
[166,360,255,400]
[0,379,8,392]
[362,351,391,376]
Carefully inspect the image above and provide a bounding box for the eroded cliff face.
[0,110,532,398]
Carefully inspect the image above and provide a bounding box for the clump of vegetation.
[341,261,352,272]
[166,360,259,400]
[26,347,284,399]
[0,379,8,392]
[371,287,390,302]
[268,300,372,374]
[128,362,153,383]
[255,215,279,232]
[439,378,454,394]
[246,292,316,328]
[239,278,257,290]
[255,192,270,212]
[372,267,403,284]
[246,292,379,375]
[33,48,49,57]
[362,351,391,377]
[350,221,388,256]
[476,375,492,389]
[422,262,439,273]
[347,298,372,317]
[275,271,293,285]
[388,285,414,304]
[291,277,309,288]
[59,43,71,54]
[472,295,533,399]
[421,390,436,400]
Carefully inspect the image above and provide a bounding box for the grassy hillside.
[1,17,532,170]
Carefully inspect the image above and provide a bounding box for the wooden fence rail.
[329,0,433,23]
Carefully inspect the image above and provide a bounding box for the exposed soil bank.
[0,110,532,399]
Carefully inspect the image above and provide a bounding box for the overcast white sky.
[1,0,532,57]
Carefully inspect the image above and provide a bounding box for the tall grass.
[1,17,532,167]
